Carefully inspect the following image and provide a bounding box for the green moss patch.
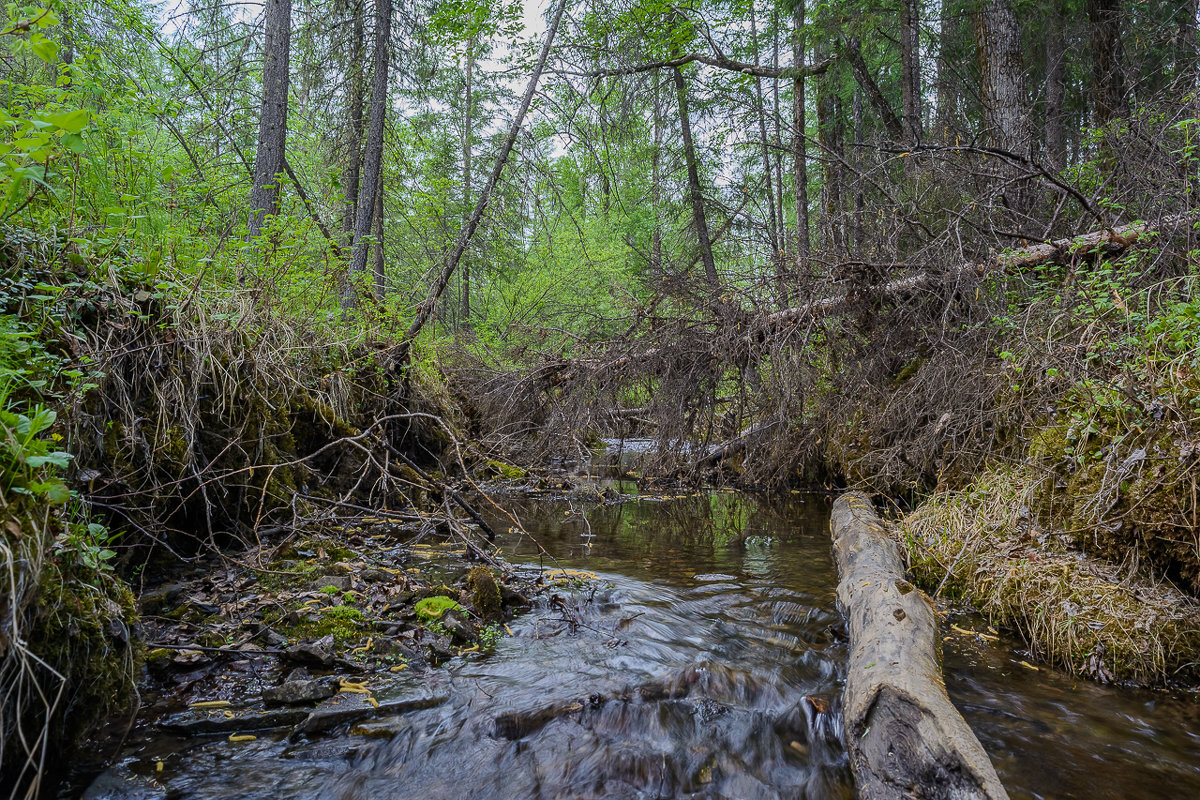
[415,595,463,622]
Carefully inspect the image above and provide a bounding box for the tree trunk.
[247,0,292,238]
[817,59,844,254]
[831,493,1010,800]
[402,0,569,348]
[853,89,865,251]
[342,0,365,239]
[373,166,385,300]
[975,0,1031,156]
[749,4,781,300]
[1044,5,1066,171]
[347,0,392,298]
[900,0,923,142]
[934,0,960,140]
[461,37,474,323]
[792,1,809,273]
[1177,0,1198,86]
[1087,0,1128,126]
[771,5,785,251]
[652,74,663,279]
[673,64,720,289]
[842,36,903,141]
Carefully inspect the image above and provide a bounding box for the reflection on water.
[95,492,1200,800]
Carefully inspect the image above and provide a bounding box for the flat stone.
[263,678,336,705]
[290,690,449,737]
[350,716,411,738]
[159,706,309,735]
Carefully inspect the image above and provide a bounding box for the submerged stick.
[831,492,1009,800]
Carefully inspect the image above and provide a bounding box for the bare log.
[697,418,780,466]
[831,492,1009,800]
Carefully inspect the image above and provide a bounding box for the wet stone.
[291,690,450,736]
[440,610,476,645]
[310,575,352,592]
[425,635,456,664]
[350,716,411,738]
[83,762,167,800]
[283,642,336,667]
[360,568,391,583]
[159,706,309,735]
[263,678,337,705]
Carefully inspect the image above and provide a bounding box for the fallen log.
[831,492,1008,800]
[767,210,1199,331]
[697,418,780,467]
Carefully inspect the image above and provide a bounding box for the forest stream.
[80,483,1200,800]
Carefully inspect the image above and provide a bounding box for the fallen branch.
[576,52,834,81]
[765,210,1200,331]
[831,492,1008,800]
[696,418,780,467]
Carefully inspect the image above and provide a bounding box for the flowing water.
[85,491,1200,799]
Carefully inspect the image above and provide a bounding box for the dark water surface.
[90,491,1200,799]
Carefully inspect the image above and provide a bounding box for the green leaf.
[62,132,86,154]
[29,34,60,64]
[42,109,89,134]
[42,483,71,504]
[25,451,72,468]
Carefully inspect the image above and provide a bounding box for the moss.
[482,459,527,480]
[902,467,1200,685]
[467,566,502,621]
[893,356,926,385]
[415,595,463,621]
[274,604,369,644]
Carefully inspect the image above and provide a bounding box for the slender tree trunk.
[817,58,844,254]
[771,6,785,251]
[402,0,569,347]
[843,36,903,141]
[461,37,474,323]
[1177,0,1198,86]
[652,75,663,279]
[1087,0,1128,126]
[975,0,1031,156]
[793,0,809,272]
[854,88,865,251]
[1044,5,1066,170]
[346,0,392,299]
[248,0,292,238]
[342,0,365,239]
[749,4,781,294]
[373,166,385,299]
[934,0,959,140]
[673,64,719,289]
[900,0,923,142]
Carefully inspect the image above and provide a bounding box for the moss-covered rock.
[467,566,502,621]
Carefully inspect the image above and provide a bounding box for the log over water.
[831,492,1009,800]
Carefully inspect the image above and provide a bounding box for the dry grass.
[901,467,1200,685]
